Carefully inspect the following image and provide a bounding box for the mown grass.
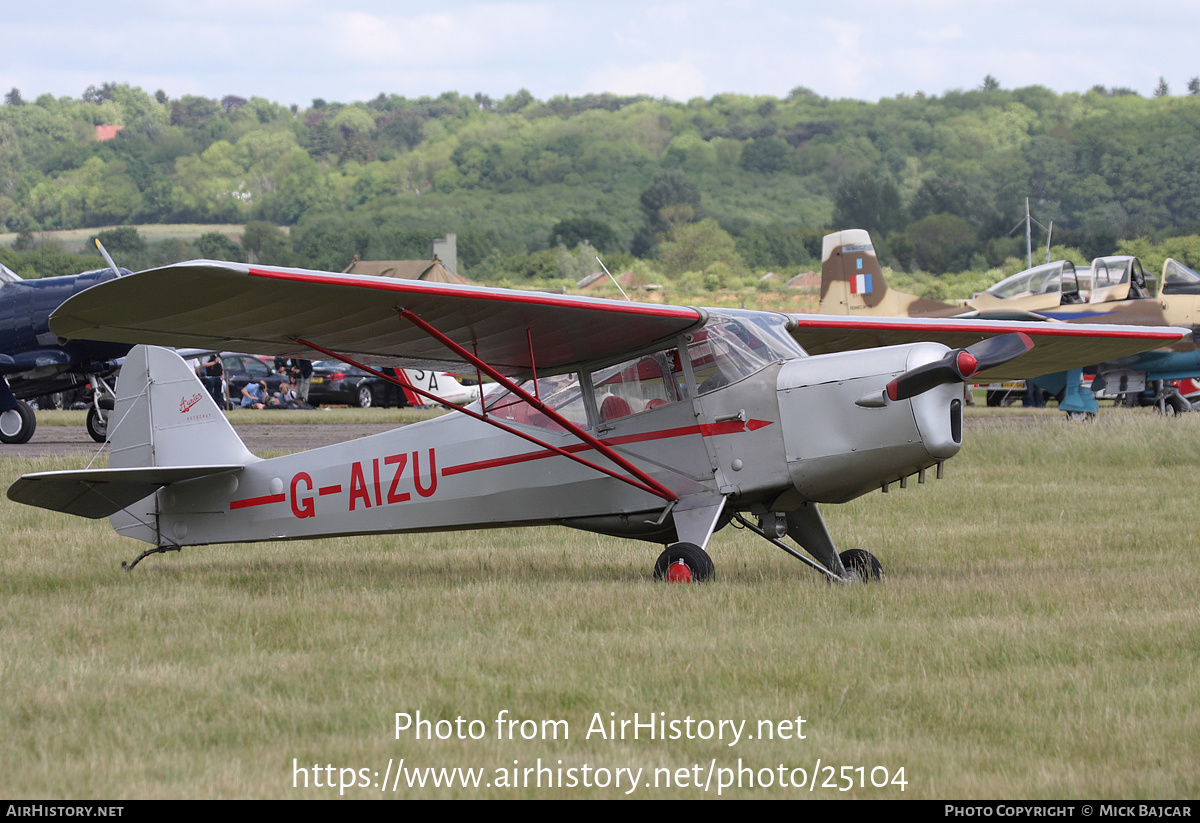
[0,414,1197,798]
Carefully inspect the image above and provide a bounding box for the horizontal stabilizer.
[7,465,241,519]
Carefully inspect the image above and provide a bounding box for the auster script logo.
[179,393,203,414]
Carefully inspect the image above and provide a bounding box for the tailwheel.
[839,549,884,582]
[653,542,715,583]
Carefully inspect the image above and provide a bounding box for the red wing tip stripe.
[247,267,702,320]
[791,316,1185,339]
[230,493,286,510]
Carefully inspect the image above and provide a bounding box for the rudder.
[108,346,254,469]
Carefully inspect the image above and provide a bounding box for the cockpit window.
[1165,259,1200,286]
[687,316,779,395]
[1091,257,1132,289]
[0,263,22,284]
[988,261,1068,299]
[484,373,588,432]
[592,350,685,423]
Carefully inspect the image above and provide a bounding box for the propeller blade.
[885,332,1034,402]
[964,331,1034,371]
[94,238,122,278]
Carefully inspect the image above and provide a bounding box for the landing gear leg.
[87,374,117,443]
[733,506,886,583]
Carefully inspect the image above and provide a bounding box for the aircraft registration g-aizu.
[5,260,1189,582]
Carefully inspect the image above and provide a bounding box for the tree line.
[3,79,1200,289]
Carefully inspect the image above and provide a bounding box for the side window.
[688,320,772,395]
[484,374,588,432]
[592,351,683,423]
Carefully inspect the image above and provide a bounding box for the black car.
[307,361,401,408]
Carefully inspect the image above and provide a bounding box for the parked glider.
[818,230,1200,414]
[6,261,1187,582]
[0,248,131,444]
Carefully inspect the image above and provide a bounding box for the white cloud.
[918,24,963,43]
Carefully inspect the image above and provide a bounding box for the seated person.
[240,380,267,409]
[268,380,300,409]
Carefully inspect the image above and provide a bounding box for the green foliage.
[195,231,244,262]
[90,226,145,256]
[738,136,796,174]
[241,221,292,265]
[549,217,619,253]
[895,213,979,274]
[656,219,744,276]
[734,223,819,270]
[832,173,905,236]
[639,169,702,233]
[4,82,1200,288]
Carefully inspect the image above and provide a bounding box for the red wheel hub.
[664,559,693,583]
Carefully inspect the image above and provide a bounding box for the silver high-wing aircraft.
[6,261,1188,581]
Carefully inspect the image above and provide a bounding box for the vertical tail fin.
[109,346,254,469]
[819,229,960,317]
[819,230,890,314]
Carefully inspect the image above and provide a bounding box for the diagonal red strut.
[294,335,677,502]
[395,308,678,501]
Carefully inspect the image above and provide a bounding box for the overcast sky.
[6,1,1198,106]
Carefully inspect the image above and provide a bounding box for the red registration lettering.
[291,472,315,518]
[385,453,410,503]
[413,449,438,498]
[349,461,371,511]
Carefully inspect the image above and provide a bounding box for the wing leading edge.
[50,261,707,377]
[50,259,1185,381]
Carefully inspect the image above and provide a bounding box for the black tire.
[86,406,107,443]
[1163,395,1188,416]
[986,390,1002,407]
[0,400,36,445]
[839,549,884,582]
[653,542,715,583]
[356,385,374,409]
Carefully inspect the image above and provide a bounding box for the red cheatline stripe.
[230,493,286,510]
[248,267,702,320]
[442,420,772,477]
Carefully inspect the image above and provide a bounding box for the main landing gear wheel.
[0,400,36,445]
[86,406,107,443]
[1160,395,1188,416]
[653,542,715,583]
[839,549,884,582]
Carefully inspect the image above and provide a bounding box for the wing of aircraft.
[50,260,1186,383]
[49,260,705,376]
[785,314,1185,382]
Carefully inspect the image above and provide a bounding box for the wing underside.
[49,260,1186,382]
[786,314,1190,381]
[51,261,707,377]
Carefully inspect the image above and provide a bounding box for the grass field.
[0,225,260,253]
[1,410,1197,798]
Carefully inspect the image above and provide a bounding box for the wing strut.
[295,335,678,503]
[395,308,679,501]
